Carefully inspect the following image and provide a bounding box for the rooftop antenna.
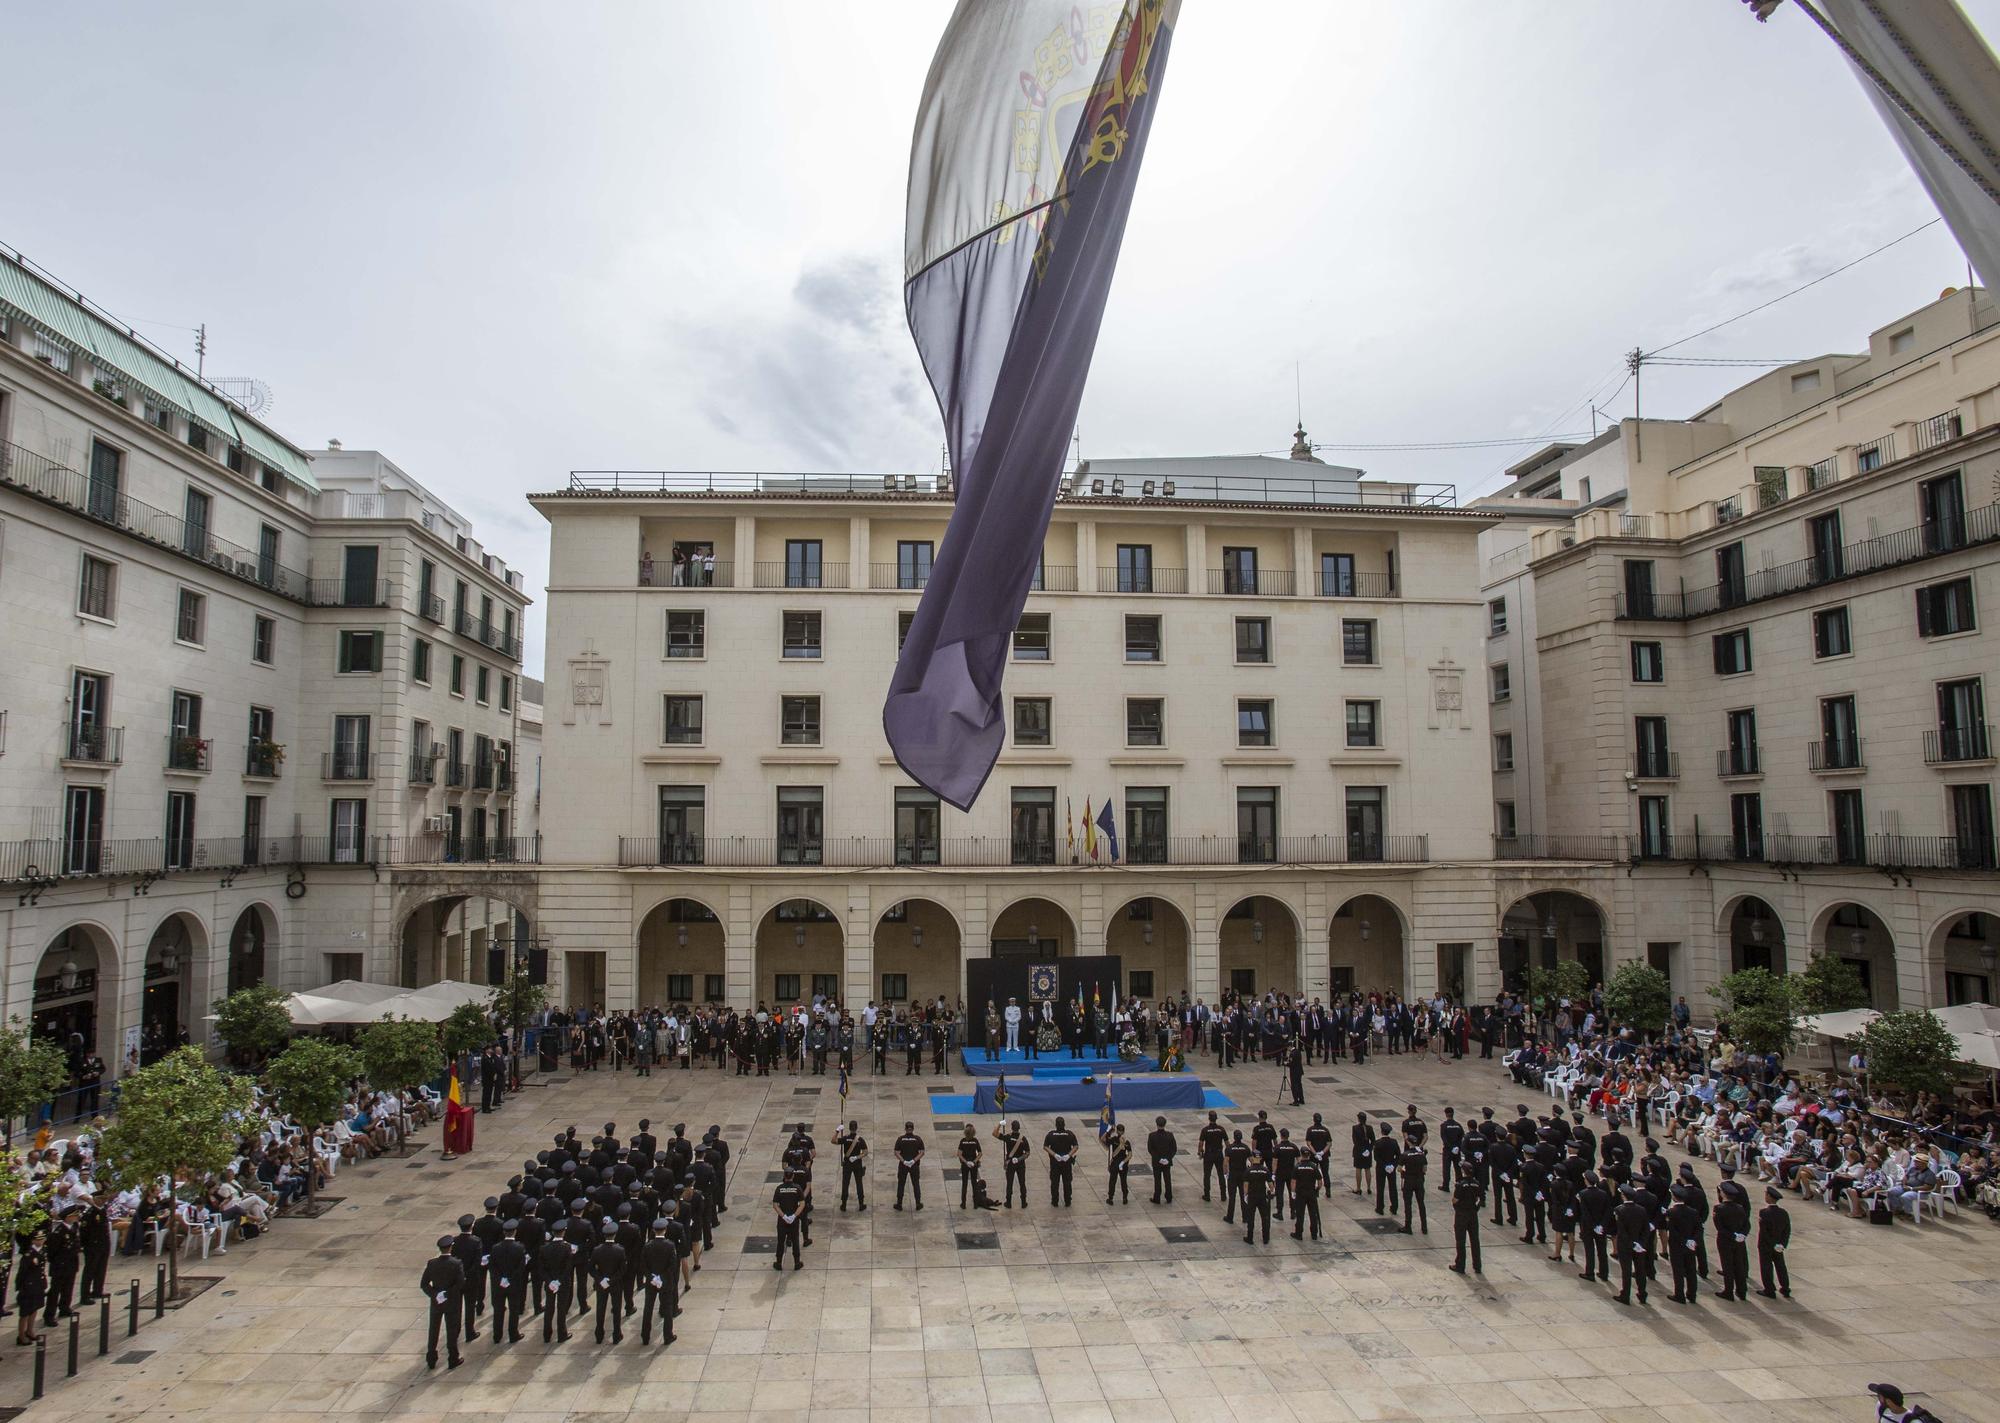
[195,322,207,378]
[1626,347,1645,461]
[1071,424,1082,470]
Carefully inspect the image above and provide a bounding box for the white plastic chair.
[1934,1168,1963,1216]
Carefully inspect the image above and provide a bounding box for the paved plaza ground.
[12,1049,2000,1423]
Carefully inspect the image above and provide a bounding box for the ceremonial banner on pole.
[887,0,1180,809]
[442,1060,475,1157]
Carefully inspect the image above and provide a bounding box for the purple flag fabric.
[887,0,1179,810]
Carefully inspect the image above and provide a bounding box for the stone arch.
[139,910,209,1063]
[395,885,537,989]
[753,896,845,1010]
[990,896,1079,956]
[33,921,121,1081]
[1927,908,1998,1005]
[227,903,278,995]
[1103,893,1193,1004]
[1810,900,1899,1010]
[1219,893,1303,999]
[636,897,726,1007]
[873,897,962,1010]
[1720,894,1788,976]
[1329,894,1409,999]
[1498,889,1609,995]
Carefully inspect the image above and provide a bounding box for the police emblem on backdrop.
[1028,963,1058,1000]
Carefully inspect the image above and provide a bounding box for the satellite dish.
[212,377,275,416]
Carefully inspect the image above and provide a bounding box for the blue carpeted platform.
[928,1087,1236,1115]
[964,1058,1163,1080]
[970,1077,1207,1113]
[960,1046,1135,1076]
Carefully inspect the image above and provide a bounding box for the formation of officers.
[416,1119,727,1368]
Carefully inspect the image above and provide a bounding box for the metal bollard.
[100,1293,112,1356]
[67,1314,79,1377]
[128,1278,140,1337]
[155,1264,167,1317]
[32,1333,46,1399]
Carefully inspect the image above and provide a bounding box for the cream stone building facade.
[1476,286,2000,1015]
[524,446,1625,1014]
[0,249,532,1083]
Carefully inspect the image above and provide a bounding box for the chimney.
[327,438,343,451]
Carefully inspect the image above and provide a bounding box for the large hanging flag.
[1097,1077,1117,1140]
[1082,798,1099,860]
[442,1060,476,1158]
[1065,795,1076,864]
[1095,799,1120,863]
[887,1,1180,809]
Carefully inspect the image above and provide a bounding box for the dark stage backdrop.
[967,955,1122,1010]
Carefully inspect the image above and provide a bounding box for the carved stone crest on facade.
[1428,654,1466,731]
[564,639,612,727]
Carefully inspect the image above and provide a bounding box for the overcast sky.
[4,1,1993,676]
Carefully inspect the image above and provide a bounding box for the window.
[1341,619,1376,665]
[331,715,371,779]
[1220,546,1258,594]
[1229,968,1257,995]
[1126,786,1168,863]
[450,654,465,695]
[1916,577,1976,636]
[1128,971,1155,999]
[1496,801,1517,839]
[1013,697,1051,746]
[1126,698,1164,747]
[400,636,427,683]
[182,487,213,559]
[1010,787,1057,864]
[784,539,823,588]
[1935,678,1987,761]
[896,540,934,589]
[1578,475,1593,501]
[87,441,122,523]
[1115,543,1153,593]
[1320,552,1356,597]
[1488,597,1508,635]
[475,665,490,703]
[776,786,825,864]
[1490,663,1511,701]
[1754,466,1788,509]
[666,609,705,658]
[894,787,941,865]
[781,695,821,745]
[1346,787,1385,861]
[1819,694,1861,770]
[1622,559,1656,618]
[774,975,801,1002]
[1125,614,1163,662]
[1716,542,1747,607]
[1889,327,1915,354]
[1831,788,1866,865]
[34,331,74,373]
[1345,700,1380,748]
[78,554,115,620]
[175,588,206,645]
[1813,606,1852,658]
[242,794,265,862]
[63,785,104,874]
[1857,441,1887,473]
[1950,783,1996,870]
[337,629,381,673]
[1730,792,1764,861]
[255,525,280,589]
[165,791,197,870]
[1724,708,1758,775]
[499,675,512,711]
[340,545,379,607]
[1493,733,1514,771]
[663,695,704,744]
[1920,471,1967,553]
[880,974,909,1002]
[1630,640,1663,682]
[897,610,916,652]
[659,785,704,864]
[1234,617,1270,664]
[782,610,822,659]
[418,558,436,616]
[1013,612,1051,660]
[666,974,694,1003]
[1638,795,1671,858]
[1237,699,1273,747]
[1236,787,1278,862]
[1808,510,1844,581]
[1634,716,1672,777]
[1712,628,1752,675]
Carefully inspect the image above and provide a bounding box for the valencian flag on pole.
[886,0,1180,809]
[442,1060,475,1158]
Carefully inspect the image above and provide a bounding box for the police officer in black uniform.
[590,1219,628,1341]
[1576,1172,1613,1283]
[999,1120,1032,1207]
[1756,1187,1792,1298]
[639,1216,679,1344]
[835,1120,868,1210]
[1664,1192,1702,1305]
[1147,1117,1177,1204]
[1372,1123,1402,1215]
[773,1170,806,1271]
[1198,1112,1228,1202]
[489,1219,529,1344]
[893,1122,925,1210]
[421,1236,466,1369]
[1449,1175,1484,1274]
[1399,1125,1429,1235]
[1241,1152,1273,1244]
[539,1221,574,1342]
[1713,1183,1752,1302]
[450,1214,486,1341]
[1043,1117,1079,1206]
[1222,1130,1252,1224]
[1613,1186,1655,1305]
[1289,1149,1323,1240]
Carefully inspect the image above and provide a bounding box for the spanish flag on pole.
[442,1059,476,1158]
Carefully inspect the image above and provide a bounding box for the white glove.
[435,1292,449,1304]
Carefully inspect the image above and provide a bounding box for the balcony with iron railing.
[1717,744,1761,778]
[1808,735,1865,773]
[454,610,523,660]
[472,758,495,790]
[419,592,446,623]
[1095,566,1189,594]
[166,736,211,772]
[382,834,542,865]
[444,760,469,788]
[323,750,378,781]
[63,722,123,765]
[245,739,283,778]
[409,748,440,785]
[639,559,733,588]
[1924,723,1993,764]
[304,577,394,608]
[614,832,1428,868]
[870,564,933,591]
[496,763,514,793]
[1911,409,1965,455]
[1207,568,1297,597]
[1,439,318,600]
[1616,498,2000,620]
[1631,750,1679,780]
[752,562,850,590]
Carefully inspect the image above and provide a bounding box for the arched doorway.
[141,913,206,1063]
[1821,903,1897,1009]
[1936,911,1998,1006]
[398,893,533,990]
[1498,891,1606,995]
[33,925,118,1078]
[227,904,274,994]
[1220,895,1299,1000]
[873,899,962,1011]
[1104,896,1190,1005]
[636,897,725,1008]
[1330,895,1405,999]
[990,897,1076,957]
[753,898,843,1011]
[1727,896,1787,976]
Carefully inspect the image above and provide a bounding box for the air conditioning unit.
[425,814,449,833]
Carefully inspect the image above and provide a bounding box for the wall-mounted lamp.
[794,925,806,949]
[677,924,688,948]
[1252,921,1265,944]
[1141,922,1153,945]
[911,924,923,950]
[1358,918,1371,942]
